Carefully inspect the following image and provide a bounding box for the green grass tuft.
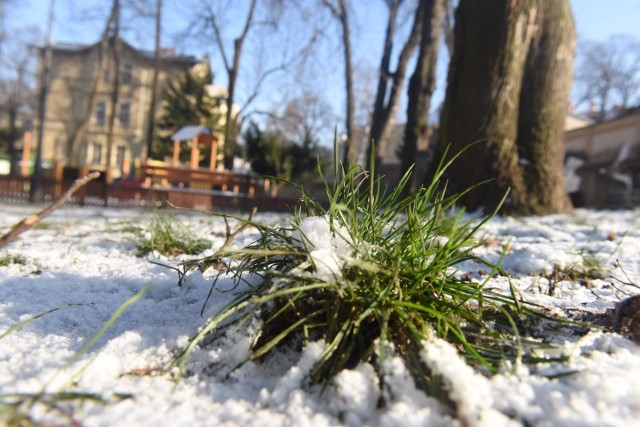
[135,212,210,257]
[173,143,537,392]
[0,253,27,267]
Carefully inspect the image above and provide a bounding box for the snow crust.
[1,204,639,426]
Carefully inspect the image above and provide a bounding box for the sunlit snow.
[1,204,639,426]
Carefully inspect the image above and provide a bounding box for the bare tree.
[145,0,162,159]
[268,90,333,143]
[0,0,20,65]
[66,0,121,165]
[0,35,34,176]
[322,0,356,167]
[0,3,37,176]
[574,35,640,121]
[400,0,443,193]
[368,0,423,171]
[30,0,54,203]
[197,0,258,171]
[179,1,321,171]
[103,0,122,183]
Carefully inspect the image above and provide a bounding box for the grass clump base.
[174,144,535,396]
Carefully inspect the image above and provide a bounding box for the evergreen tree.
[154,65,222,162]
[244,121,330,196]
[244,122,294,196]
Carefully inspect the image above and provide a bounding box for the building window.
[95,101,106,126]
[122,64,133,84]
[119,102,130,127]
[116,145,126,171]
[92,143,103,165]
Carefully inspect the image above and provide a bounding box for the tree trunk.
[67,0,119,164]
[145,0,162,161]
[321,0,357,167]
[222,0,258,171]
[517,0,574,214]
[369,0,400,152]
[401,0,442,193]
[338,0,356,168]
[435,0,535,212]
[104,0,121,182]
[368,0,422,172]
[7,109,18,176]
[367,1,424,174]
[433,0,573,215]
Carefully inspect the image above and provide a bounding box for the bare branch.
[0,172,101,249]
[202,1,231,73]
[238,64,288,114]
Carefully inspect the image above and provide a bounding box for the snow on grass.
[1,203,639,426]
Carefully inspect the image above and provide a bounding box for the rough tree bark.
[367,0,423,172]
[432,0,574,215]
[517,0,575,213]
[401,0,442,193]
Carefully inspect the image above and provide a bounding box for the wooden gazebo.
[170,125,219,170]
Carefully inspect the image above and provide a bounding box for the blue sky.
[14,1,640,50]
[7,0,640,134]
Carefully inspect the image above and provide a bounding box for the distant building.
[564,107,640,207]
[33,36,209,179]
[565,112,594,131]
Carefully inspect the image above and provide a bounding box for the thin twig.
[0,172,101,249]
[219,207,257,253]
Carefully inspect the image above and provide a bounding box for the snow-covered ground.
[1,203,639,427]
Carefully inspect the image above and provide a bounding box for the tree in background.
[244,122,294,196]
[321,0,356,168]
[400,0,443,193]
[574,35,640,121]
[367,0,423,172]
[243,92,331,196]
[0,29,35,176]
[276,93,332,184]
[432,0,575,215]
[154,64,222,162]
[182,1,320,171]
[201,0,257,171]
[103,0,122,184]
[146,0,162,159]
[64,0,121,166]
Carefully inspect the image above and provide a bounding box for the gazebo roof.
[170,125,212,141]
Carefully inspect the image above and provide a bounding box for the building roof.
[46,36,199,65]
[170,125,212,141]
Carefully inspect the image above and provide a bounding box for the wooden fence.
[0,169,301,213]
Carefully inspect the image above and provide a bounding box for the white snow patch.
[0,204,639,426]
